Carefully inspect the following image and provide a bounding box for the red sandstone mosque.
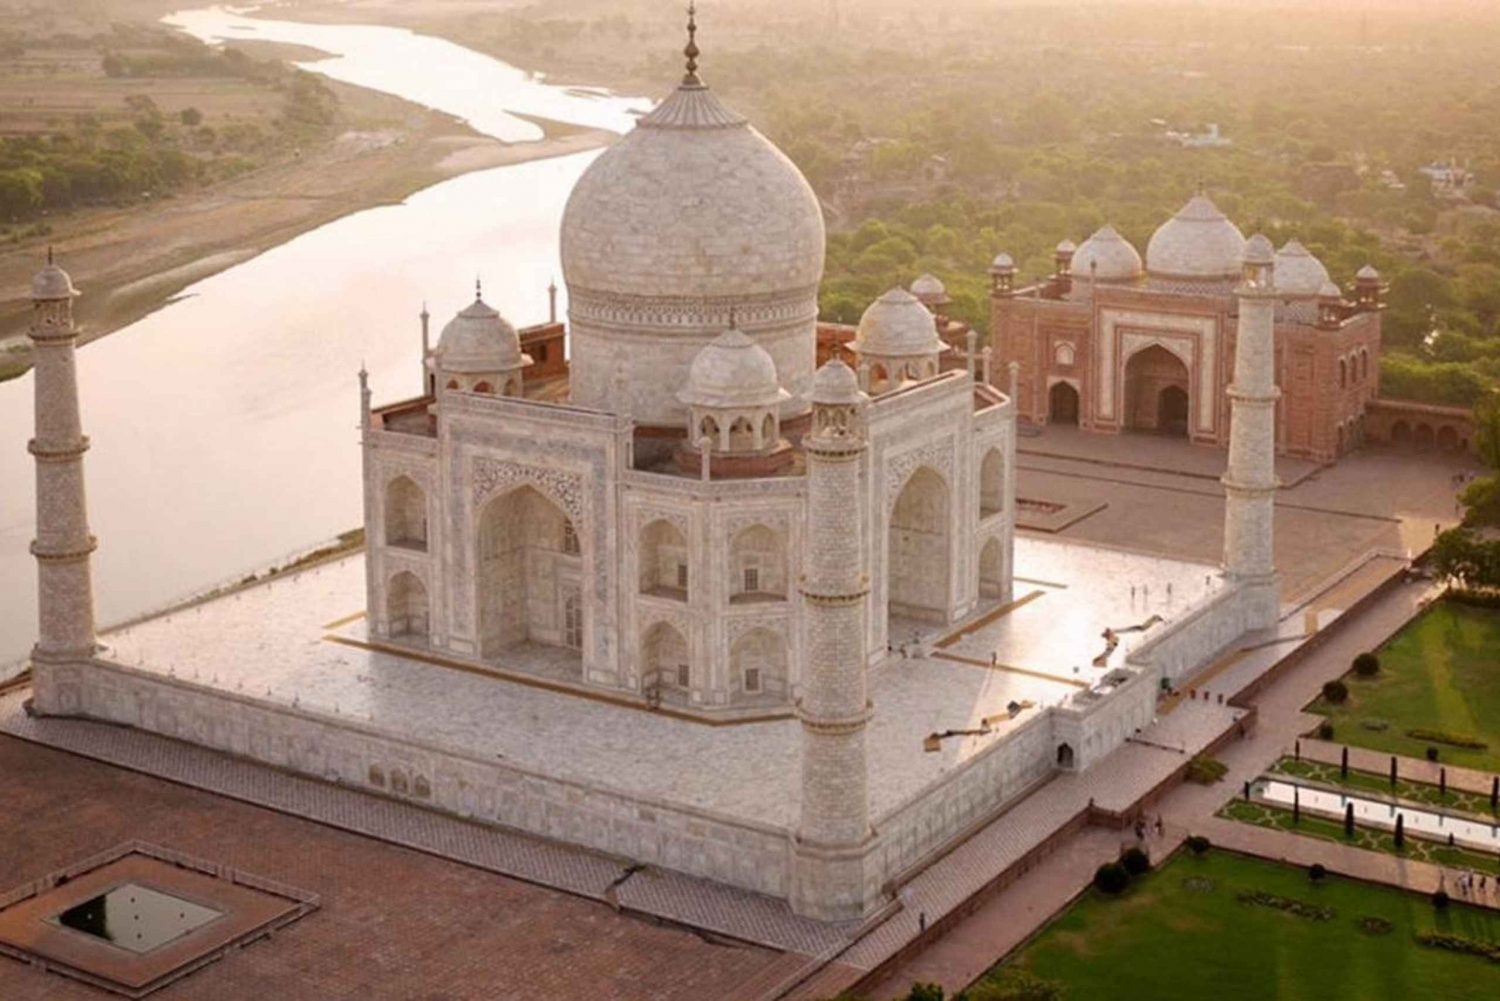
[989,195,1385,462]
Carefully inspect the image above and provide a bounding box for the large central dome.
[560,39,825,425]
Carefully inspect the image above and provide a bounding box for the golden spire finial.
[683,2,701,85]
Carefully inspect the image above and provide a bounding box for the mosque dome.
[31,261,79,300]
[811,358,862,405]
[1145,195,1246,280]
[910,273,949,307]
[1073,225,1143,283]
[437,295,525,373]
[1242,233,1275,266]
[678,327,790,409]
[558,22,825,425]
[1274,240,1332,297]
[990,252,1015,271]
[855,288,945,358]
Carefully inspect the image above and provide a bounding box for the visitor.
[1156,815,1164,836]
[918,911,927,933]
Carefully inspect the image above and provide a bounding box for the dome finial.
[47,245,54,266]
[475,276,482,300]
[683,2,701,85]
[727,304,737,329]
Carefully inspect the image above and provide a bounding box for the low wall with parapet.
[33,659,796,901]
[873,709,1054,889]
[1126,581,1272,685]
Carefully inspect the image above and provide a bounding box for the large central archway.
[477,484,582,659]
[1124,344,1190,436]
[888,466,951,626]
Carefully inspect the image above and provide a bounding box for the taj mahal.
[24,17,1293,925]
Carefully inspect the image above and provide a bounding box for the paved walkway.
[1300,738,1500,798]
[1199,814,1500,909]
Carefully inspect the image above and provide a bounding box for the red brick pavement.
[0,737,789,1001]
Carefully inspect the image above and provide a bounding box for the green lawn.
[1309,600,1500,774]
[993,851,1500,1001]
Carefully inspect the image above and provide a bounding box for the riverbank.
[0,58,614,381]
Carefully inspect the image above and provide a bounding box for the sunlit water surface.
[0,6,648,664]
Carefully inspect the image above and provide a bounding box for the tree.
[966,970,1067,1001]
[1353,652,1380,677]
[1093,862,1130,894]
[1475,392,1500,470]
[180,107,203,127]
[1321,679,1349,704]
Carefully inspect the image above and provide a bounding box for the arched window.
[1360,349,1369,383]
[641,621,690,696]
[385,476,427,550]
[729,416,755,452]
[730,524,788,602]
[640,519,689,599]
[473,381,493,394]
[731,628,787,699]
[761,413,776,448]
[869,363,890,395]
[699,415,720,448]
[1338,358,1347,389]
[980,448,1005,517]
[446,379,460,390]
[1054,342,1076,367]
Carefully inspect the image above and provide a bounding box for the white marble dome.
[679,328,790,409]
[437,296,525,374]
[558,70,825,425]
[811,357,862,405]
[1073,225,1143,283]
[1319,280,1342,299]
[910,273,949,307]
[855,288,945,358]
[31,262,78,300]
[990,252,1015,270]
[1274,240,1332,297]
[1146,195,1246,280]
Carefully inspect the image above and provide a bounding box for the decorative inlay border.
[472,458,584,525]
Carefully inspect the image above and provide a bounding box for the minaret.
[28,252,98,703]
[1222,234,1281,628]
[793,358,877,922]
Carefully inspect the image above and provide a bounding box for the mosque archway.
[1438,425,1459,452]
[476,485,581,659]
[888,466,951,625]
[730,524,787,602]
[641,621,690,697]
[1124,344,1190,436]
[1391,421,1412,446]
[979,448,1005,518]
[1414,424,1436,451]
[385,476,427,550]
[979,536,1005,598]
[1048,381,1080,426]
[730,628,787,699]
[387,571,429,639]
[1056,743,1075,769]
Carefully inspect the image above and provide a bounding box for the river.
[0,6,649,666]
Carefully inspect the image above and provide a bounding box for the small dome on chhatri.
[679,326,789,409]
[1274,240,1332,297]
[31,251,79,300]
[1146,194,1247,280]
[990,252,1015,271]
[1242,233,1275,267]
[909,273,949,306]
[1074,224,1143,282]
[1318,280,1343,299]
[855,288,946,358]
[1056,239,1077,254]
[1356,264,1381,281]
[437,287,526,373]
[811,357,863,406]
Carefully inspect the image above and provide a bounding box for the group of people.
[1449,867,1491,900]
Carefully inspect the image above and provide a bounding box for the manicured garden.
[1218,799,1499,874]
[1269,757,1498,818]
[1308,600,1500,774]
[984,850,1500,1000]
